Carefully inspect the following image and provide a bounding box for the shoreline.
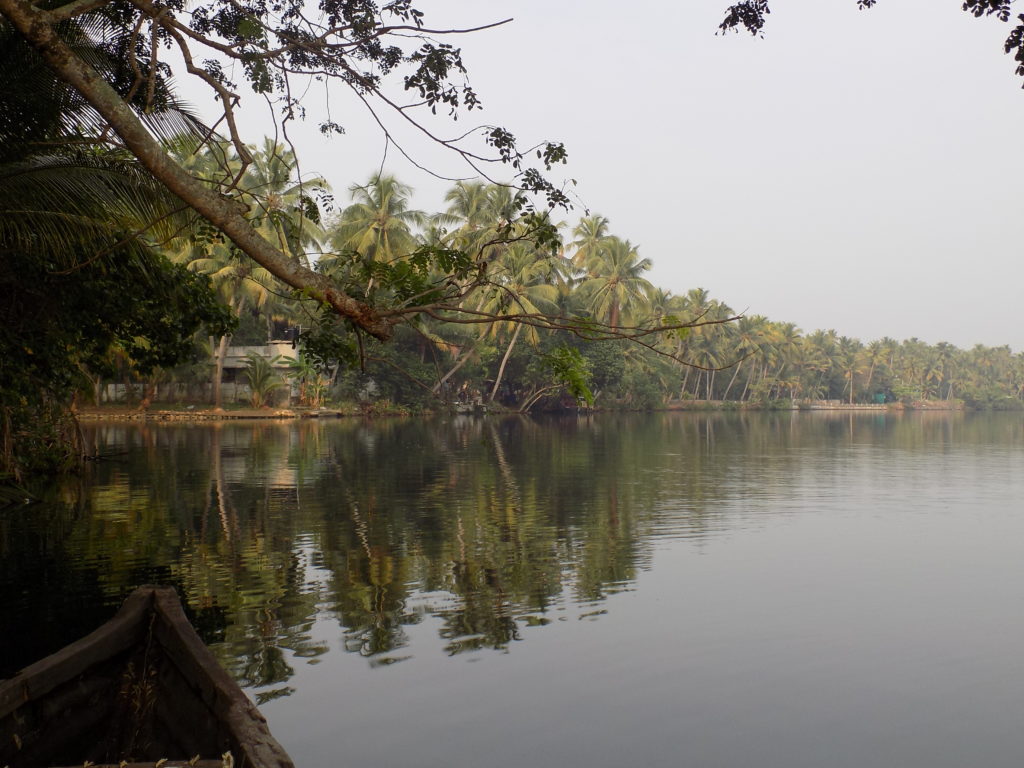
[75,407,355,421]
[74,400,971,421]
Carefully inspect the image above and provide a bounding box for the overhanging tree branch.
[0,0,396,339]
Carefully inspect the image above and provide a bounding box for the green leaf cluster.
[540,346,594,406]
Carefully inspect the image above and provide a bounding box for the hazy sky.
[208,0,1024,350]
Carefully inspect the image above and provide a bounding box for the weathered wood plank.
[152,658,226,758]
[150,590,295,768]
[9,690,109,767]
[0,590,151,718]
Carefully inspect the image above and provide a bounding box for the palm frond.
[1,153,178,215]
[0,152,188,259]
[0,14,211,161]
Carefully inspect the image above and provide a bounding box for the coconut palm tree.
[861,339,887,401]
[834,336,864,403]
[569,214,611,272]
[173,141,327,406]
[722,315,769,400]
[475,243,562,402]
[180,240,275,407]
[577,236,653,329]
[239,138,329,266]
[435,180,492,253]
[932,341,959,400]
[330,174,424,262]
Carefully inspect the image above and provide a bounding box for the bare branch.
[403,306,745,371]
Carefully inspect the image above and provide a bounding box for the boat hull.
[0,586,294,768]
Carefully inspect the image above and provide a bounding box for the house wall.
[222,342,299,371]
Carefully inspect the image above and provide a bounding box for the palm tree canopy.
[476,242,561,345]
[577,236,653,327]
[569,214,611,271]
[330,174,425,262]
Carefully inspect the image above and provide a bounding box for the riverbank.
[663,399,966,412]
[75,405,363,421]
[75,398,976,421]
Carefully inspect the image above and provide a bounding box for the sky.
[193,0,1024,351]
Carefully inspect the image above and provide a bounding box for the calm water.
[2,411,1024,768]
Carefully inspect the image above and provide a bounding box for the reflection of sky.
[221,452,297,488]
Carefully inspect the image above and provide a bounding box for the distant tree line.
[125,140,1024,416]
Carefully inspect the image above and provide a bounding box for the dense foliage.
[0,0,577,476]
[0,19,232,478]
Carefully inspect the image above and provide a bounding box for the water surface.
[2,412,1023,768]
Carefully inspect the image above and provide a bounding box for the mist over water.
[2,412,1023,768]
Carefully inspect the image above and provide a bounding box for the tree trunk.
[740,368,754,402]
[489,324,523,403]
[138,379,156,411]
[517,384,559,413]
[431,343,477,395]
[722,360,742,401]
[123,372,136,405]
[211,333,232,408]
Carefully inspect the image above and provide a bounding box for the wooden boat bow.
[0,586,295,768]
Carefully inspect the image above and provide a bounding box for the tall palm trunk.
[211,297,238,408]
[722,359,743,401]
[741,367,755,401]
[864,361,877,399]
[211,333,233,408]
[489,324,523,403]
[432,343,477,395]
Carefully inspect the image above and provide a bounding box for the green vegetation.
[0,0,579,477]
[115,150,1022,418]
[0,0,570,345]
[0,18,233,478]
[6,123,1022,480]
[4,0,1024,483]
[242,354,285,408]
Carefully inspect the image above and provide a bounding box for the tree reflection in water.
[4,411,1016,687]
[1,416,652,682]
